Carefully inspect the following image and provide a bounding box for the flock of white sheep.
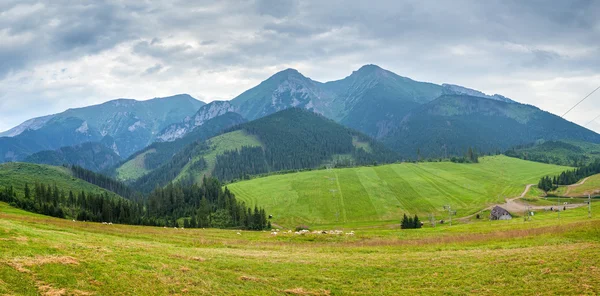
[269,229,355,236]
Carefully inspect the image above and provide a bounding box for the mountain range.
[156,65,600,157]
[3,64,600,172]
[0,94,204,162]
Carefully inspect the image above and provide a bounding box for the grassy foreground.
[1,202,599,295]
[229,156,570,227]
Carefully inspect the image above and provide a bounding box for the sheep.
[72,219,76,222]
[270,232,277,236]
[236,232,241,235]
[108,222,113,225]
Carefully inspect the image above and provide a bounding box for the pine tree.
[401,214,408,229]
[413,214,421,229]
[24,183,30,199]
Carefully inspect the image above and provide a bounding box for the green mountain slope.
[24,142,121,172]
[133,108,399,193]
[325,64,443,137]
[384,95,600,159]
[505,140,600,166]
[0,94,204,162]
[116,112,246,181]
[228,155,571,226]
[0,162,125,199]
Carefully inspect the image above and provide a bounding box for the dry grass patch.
[8,255,79,273]
[283,287,331,295]
[169,254,207,262]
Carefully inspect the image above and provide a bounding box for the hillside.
[324,64,443,138]
[116,112,247,181]
[505,140,600,166]
[0,162,124,199]
[24,142,121,172]
[228,155,571,226]
[384,95,600,159]
[0,94,204,162]
[133,108,399,193]
[563,173,600,197]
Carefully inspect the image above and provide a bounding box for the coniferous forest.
[212,108,400,182]
[0,176,268,230]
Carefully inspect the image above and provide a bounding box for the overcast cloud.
[1,0,599,133]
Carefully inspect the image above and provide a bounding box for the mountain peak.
[351,64,395,79]
[357,64,384,72]
[269,68,306,81]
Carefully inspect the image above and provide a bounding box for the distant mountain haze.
[0,94,204,162]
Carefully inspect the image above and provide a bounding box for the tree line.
[70,165,142,201]
[449,147,479,163]
[0,176,269,230]
[0,182,142,224]
[538,159,600,192]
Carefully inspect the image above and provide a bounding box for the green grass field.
[0,163,122,198]
[175,130,263,184]
[1,201,599,295]
[115,149,156,181]
[229,156,571,227]
[567,174,600,197]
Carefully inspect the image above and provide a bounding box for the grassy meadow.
[1,201,599,295]
[229,156,571,227]
[116,149,156,181]
[567,174,600,197]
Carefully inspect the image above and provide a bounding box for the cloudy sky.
[1,0,600,133]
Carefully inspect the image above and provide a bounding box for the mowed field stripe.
[374,165,431,214]
[336,169,378,222]
[333,169,347,223]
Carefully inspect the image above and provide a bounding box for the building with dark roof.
[490,206,512,220]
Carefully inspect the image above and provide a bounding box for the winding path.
[564,177,591,196]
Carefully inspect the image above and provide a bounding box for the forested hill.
[220,107,399,174]
[132,108,400,193]
[0,162,268,229]
[384,95,600,159]
[505,140,600,167]
[24,142,121,172]
[115,112,246,181]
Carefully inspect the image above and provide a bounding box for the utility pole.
[589,194,592,218]
[428,213,436,227]
[443,205,454,226]
[557,193,560,220]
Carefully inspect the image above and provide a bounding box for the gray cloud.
[0,0,600,133]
